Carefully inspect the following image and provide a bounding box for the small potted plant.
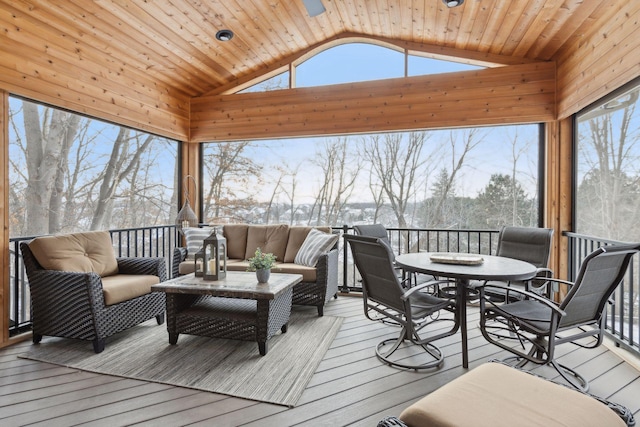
[247,247,276,283]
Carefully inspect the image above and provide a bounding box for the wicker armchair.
[21,233,166,353]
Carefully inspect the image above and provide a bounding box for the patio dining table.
[395,252,537,369]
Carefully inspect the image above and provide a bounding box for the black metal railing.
[8,225,180,337]
[337,225,501,292]
[9,226,639,358]
[564,232,640,354]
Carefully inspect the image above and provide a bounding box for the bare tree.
[425,129,483,227]
[278,163,302,225]
[577,92,640,240]
[202,142,263,221]
[22,101,81,235]
[90,129,157,230]
[506,128,537,226]
[264,166,286,224]
[11,99,178,236]
[308,137,358,226]
[362,132,434,228]
[368,169,386,223]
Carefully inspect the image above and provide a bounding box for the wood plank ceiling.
[2,0,618,99]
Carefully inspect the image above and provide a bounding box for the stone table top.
[152,271,302,300]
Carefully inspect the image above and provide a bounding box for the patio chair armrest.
[542,277,575,287]
[481,284,566,316]
[315,248,339,297]
[539,276,576,296]
[535,267,553,278]
[402,279,454,300]
[526,268,555,297]
[171,247,188,278]
[117,257,167,281]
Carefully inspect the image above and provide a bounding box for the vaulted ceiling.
[3,0,620,98]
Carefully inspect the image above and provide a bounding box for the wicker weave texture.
[166,287,293,345]
[21,241,166,351]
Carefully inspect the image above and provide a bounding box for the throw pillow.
[183,227,214,258]
[294,229,338,267]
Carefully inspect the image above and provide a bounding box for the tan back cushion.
[29,231,119,277]
[222,224,249,259]
[244,224,289,262]
[284,226,331,262]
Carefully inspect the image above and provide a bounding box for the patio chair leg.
[33,333,42,344]
[156,313,165,325]
[317,306,324,317]
[375,326,444,370]
[550,360,589,392]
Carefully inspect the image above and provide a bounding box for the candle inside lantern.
[208,259,217,273]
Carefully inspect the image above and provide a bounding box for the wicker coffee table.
[152,271,302,356]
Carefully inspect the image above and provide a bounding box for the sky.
[214,43,538,204]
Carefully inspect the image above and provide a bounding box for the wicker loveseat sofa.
[21,230,167,353]
[172,224,339,316]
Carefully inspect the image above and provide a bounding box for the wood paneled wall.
[0,3,190,141]
[0,91,8,346]
[190,62,556,142]
[556,2,640,119]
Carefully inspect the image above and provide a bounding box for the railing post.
[341,224,350,293]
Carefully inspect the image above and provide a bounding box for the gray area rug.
[19,309,342,407]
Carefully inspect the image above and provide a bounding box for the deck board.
[1,296,639,426]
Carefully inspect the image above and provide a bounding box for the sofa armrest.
[28,269,106,313]
[172,247,188,278]
[117,257,167,281]
[315,248,339,300]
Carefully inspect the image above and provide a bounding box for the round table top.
[395,252,537,282]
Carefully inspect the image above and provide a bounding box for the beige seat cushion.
[399,363,626,427]
[273,263,316,282]
[28,230,118,277]
[180,258,246,275]
[226,259,250,272]
[101,274,160,306]
[244,224,289,262]
[208,260,317,282]
[284,226,331,262]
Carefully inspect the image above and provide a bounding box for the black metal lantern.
[203,229,227,281]
[194,248,205,277]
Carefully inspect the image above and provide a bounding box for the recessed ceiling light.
[303,0,326,17]
[216,30,234,42]
[443,0,464,7]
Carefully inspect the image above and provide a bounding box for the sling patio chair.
[478,243,640,391]
[353,223,437,289]
[344,234,459,370]
[485,225,554,301]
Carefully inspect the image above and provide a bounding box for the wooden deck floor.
[1,295,640,427]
